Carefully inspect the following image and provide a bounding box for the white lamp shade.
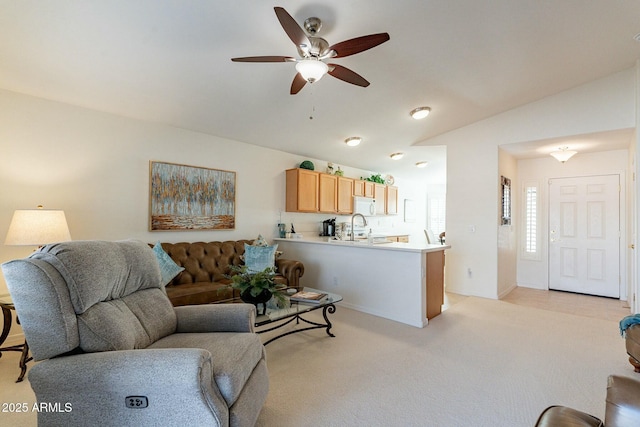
[295,59,329,83]
[5,209,71,246]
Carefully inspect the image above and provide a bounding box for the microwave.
[353,196,376,216]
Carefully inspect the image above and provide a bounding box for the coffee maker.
[321,218,336,236]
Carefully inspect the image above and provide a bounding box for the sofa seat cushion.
[166,281,235,306]
[149,332,264,406]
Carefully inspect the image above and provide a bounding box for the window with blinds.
[428,196,446,235]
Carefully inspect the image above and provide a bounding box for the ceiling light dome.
[390,152,404,160]
[296,59,328,83]
[415,161,428,168]
[344,137,362,147]
[410,107,431,120]
[550,146,577,163]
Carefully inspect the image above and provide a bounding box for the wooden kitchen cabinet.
[286,168,319,212]
[425,250,445,320]
[374,184,386,215]
[364,181,375,197]
[319,173,338,213]
[337,176,354,213]
[387,235,409,243]
[385,185,398,215]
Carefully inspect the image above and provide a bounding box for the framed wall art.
[501,175,511,226]
[149,161,236,231]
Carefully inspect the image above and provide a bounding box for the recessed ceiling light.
[410,107,431,120]
[415,161,428,168]
[390,152,404,160]
[344,136,362,147]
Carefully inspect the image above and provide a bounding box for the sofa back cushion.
[160,241,252,286]
[3,240,177,358]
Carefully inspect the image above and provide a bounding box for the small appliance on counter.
[321,218,336,236]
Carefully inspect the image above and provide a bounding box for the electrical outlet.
[467,268,472,278]
[332,276,339,286]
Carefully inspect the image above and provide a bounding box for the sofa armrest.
[276,258,304,289]
[605,375,640,426]
[174,303,256,333]
[28,349,227,425]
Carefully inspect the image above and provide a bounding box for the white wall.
[0,89,433,344]
[0,89,429,300]
[423,67,637,299]
[498,149,518,298]
[516,150,629,296]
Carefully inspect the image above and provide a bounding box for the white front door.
[548,175,620,298]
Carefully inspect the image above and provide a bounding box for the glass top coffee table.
[253,287,342,345]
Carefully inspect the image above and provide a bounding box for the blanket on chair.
[619,314,640,336]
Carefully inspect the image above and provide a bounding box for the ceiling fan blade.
[328,33,390,58]
[231,56,295,63]
[290,73,307,95]
[327,64,370,87]
[274,7,310,49]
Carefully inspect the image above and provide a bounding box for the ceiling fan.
[231,7,390,94]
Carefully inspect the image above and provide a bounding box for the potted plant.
[226,265,287,315]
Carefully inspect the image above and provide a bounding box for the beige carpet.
[256,296,633,426]
[0,296,633,426]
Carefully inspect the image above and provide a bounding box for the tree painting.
[150,161,235,230]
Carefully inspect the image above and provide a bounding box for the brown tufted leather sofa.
[156,240,304,306]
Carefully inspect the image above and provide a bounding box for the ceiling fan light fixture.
[295,59,328,83]
[390,152,404,160]
[344,136,362,147]
[415,161,428,168]
[550,146,577,163]
[410,107,431,120]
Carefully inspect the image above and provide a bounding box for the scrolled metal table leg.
[16,341,31,383]
[322,304,336,337]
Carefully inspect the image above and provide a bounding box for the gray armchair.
[1,240,268,427]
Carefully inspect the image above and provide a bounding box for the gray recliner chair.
[1,240,268,427]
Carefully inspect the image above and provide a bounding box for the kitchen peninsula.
[274,237,450,328]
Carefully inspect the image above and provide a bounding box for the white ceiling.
[1,1,639,182]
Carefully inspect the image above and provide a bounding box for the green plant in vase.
[226,265,287,314]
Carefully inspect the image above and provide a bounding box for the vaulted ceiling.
[2,1,639,182]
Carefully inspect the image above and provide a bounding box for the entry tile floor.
[445,286,631,323]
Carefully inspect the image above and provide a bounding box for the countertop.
[273,236,450,253]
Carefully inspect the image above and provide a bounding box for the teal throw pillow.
[153,242,185,285]
[244,243,278,273]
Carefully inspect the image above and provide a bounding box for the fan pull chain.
[309,87,315,120]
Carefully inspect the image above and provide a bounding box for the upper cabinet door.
[319,173,338,213]
[286,168,319,212]
[337,177,354,214]
[386,186,398,215]
[364,181,375,198]
[354,180,365,197]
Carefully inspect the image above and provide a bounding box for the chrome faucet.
[350,213,368,241]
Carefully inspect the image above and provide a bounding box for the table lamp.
[4,205,71,247]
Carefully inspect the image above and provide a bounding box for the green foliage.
[226,265,287,306]
[299,160,315,170]
[362,174,385,184]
